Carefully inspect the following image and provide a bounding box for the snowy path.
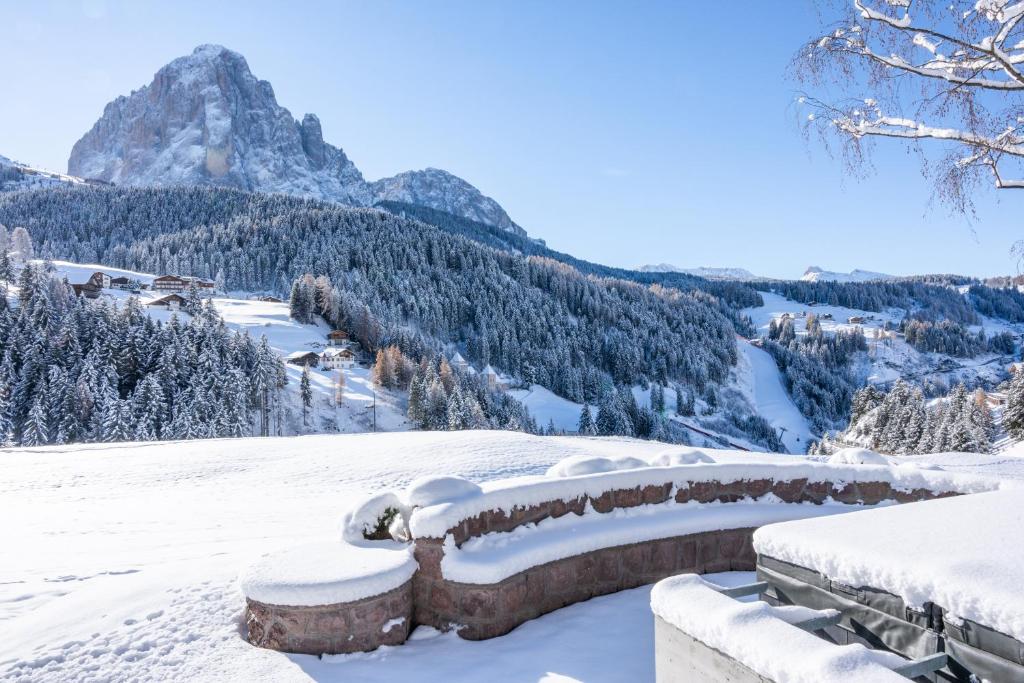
[735,339,814,453]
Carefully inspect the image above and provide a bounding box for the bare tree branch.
[796,0,1024,208]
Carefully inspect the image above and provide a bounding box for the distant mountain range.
[637,264,765,280]
[65,44,524,235]
[800,266,895,283]
[637,263,899,283]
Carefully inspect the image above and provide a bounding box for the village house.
[257,295,283,303]
[326,330,351,348]
[449,351,470,373]
[87,271,112,289]
[71,282,101,299]
[146,293,186,311]
[847,315,865,324]
[152,275,188,292]
[152,275,215,293]
[109,276,137,291]
[286,351,320,368]
[481,364,513,391]
[320,347,355,370]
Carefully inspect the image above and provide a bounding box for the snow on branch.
[796,0,1024,204]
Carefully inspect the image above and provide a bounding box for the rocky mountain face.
[68,45,524,235]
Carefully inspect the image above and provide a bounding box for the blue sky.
[1,0,1018,279]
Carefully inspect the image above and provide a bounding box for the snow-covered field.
[2,430,1021,683]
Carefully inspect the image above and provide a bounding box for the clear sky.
[1,0,1018,279]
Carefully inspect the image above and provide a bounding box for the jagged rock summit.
[68,45,523,234]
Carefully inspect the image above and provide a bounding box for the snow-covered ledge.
[240,541,416,655]
[240,447,1004,654]
[650,574,909,683]
[406,448,998,640]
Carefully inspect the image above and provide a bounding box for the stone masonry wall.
[412,476,955,640]
[243,476,957,655]
[413,527,757,640]
[438,477,951,548]
[245,580,413,655]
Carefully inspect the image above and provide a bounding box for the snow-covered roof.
[285,350,318,360]
[753,487,1024,642]
[450,351,467,365]
[481,364,498,376]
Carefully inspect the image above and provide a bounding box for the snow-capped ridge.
[637,264,764,280]
[801,266,895,283]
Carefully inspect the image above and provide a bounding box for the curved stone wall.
[245,580,413,655]
[413,527,757,640]
[244,474,963,654]
[412,476,955,640]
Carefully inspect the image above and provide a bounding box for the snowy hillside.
[800,266,895,283]
[44,261,411,435]
[744,291,1016,390]
[1,431,1020,683]
[0,154,88,193]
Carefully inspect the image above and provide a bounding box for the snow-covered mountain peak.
[800,266,895,283]
[370,168,522,234]
[67,45,522,234]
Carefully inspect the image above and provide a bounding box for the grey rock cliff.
[69,44,522,234]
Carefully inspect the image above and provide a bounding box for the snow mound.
[405,476,482,508]
[240,540,416,606]
[828,447,889,466]
[649,448,715,467]
[545,455,649,478]
[651,574,906,682]
[894,461,945,471]
[341,491,408,542]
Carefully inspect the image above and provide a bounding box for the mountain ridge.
[67,44,524,235]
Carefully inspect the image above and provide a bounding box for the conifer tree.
[578,403,595,435]
[1005,371,1024,440]
[300,365,313,428]
[22,394,48,446]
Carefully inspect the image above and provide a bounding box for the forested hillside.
[0,263,289,445]
[376,200,763,324]
[0,186,742,404]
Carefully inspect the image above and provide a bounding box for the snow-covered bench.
[241,541,416,655]
[240,447,1002,654]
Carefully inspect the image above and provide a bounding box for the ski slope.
[735,338,814,453]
